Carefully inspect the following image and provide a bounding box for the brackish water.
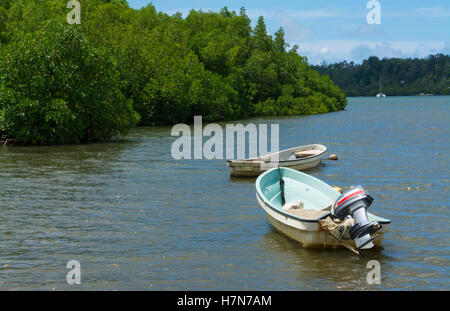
[0,96,449,290]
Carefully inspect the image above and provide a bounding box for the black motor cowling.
[331,186,381,249]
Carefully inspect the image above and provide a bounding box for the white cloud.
[352,24,384,37]
[274,13,311,42]
[299,40,447,64]
[387,6,450,18]
[444,40,450,55]
[350,42,407,62]
[319,47,329,54]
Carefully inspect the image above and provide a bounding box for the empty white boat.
[227,144,326,177]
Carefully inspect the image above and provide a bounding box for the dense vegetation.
[312,55,450,97]
[0,0,346,145]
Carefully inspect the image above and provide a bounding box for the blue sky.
[128,0,450,64]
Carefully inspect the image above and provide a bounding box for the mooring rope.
[319,217,360,255]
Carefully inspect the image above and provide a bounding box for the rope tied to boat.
[319,216,360,255]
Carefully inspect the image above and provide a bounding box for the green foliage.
[0,89,78,144]
[0,1,346,144]
[0,6,6,44]
[313,55,450,96]
[0,21,139,144]
[0,0,11,9]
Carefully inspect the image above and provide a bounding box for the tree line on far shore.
[0,0,346,145]
[312,54,450,97]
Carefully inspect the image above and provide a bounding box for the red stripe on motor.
[337,190,364,206]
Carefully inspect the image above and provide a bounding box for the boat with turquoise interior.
[255,167,390,250]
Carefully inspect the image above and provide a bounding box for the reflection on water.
[0,96,449,290]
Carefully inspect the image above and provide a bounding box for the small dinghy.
[255,167,390,251]
[227,144,326,177]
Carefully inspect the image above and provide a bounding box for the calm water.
[0,96,449,290]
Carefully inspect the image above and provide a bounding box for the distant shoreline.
[313,54,450,97]
[346,94,450,98]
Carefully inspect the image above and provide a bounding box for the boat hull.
[255,167,390,249]
[227,144,326,177]
[257,194,388,249]
[228,156,323,177]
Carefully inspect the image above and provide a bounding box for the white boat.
[376,75,386,97]
[227,144,327,177]
[255,167,390,250]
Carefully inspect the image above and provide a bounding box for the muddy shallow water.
[1,96,448,290]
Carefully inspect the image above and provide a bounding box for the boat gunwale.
[227,144,327,164]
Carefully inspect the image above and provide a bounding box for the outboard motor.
[331,186,381,249]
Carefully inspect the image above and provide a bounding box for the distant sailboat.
[376,75,386,98]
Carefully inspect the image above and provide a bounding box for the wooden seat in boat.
[294,149,323,158]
